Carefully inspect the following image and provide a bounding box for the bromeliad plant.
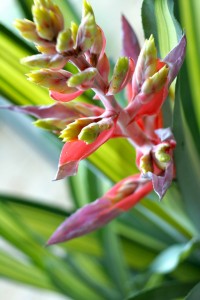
[5,0,186,244]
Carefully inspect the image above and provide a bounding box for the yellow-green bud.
[35,44,56,54]
[14,19,40,43]
[21,54,67,69]
[108,57,129,94]
[78,123,99,144]
[154,143,171,170]
[83,0,94,16]
[32,0,64,41]
[34,118,66,131]
[56,29,74,53]
[135,34,157,86]
[27,69,76,93]
[78,13,97,52]
[71,22,78,44]
[67,68,97,88]
[76,1,97,52]
[78,118,113,144]
[59,118,92,142]
[140,154,153,174]
[141,65,169,94]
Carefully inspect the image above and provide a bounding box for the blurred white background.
[0,0,143,299]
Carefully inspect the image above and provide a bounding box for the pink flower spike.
[55,123,116,180]
[121,15,140,63]
[47,197,122,245]
[50,90,83,102]
[47,175,153,245]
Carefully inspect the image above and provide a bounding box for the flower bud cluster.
[14,0,186,206]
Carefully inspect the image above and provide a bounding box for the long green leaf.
[0,197,115,299]
[185,282,200,300]
[173,76,200,231]
[178,0,200,132]
[99,223,130,299]
[127,282,198,300]
[0,251,55,291]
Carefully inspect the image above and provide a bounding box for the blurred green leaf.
[99,223,130,299]
[127,282,198,300]
[178,0,200,132]
[185,282,200,300]
[150,238,200,274]
[0,250,55,291]
[173,77,200,231]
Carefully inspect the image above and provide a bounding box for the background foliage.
[0,0,200,299]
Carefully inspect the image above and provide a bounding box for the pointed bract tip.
[54,162,78,181]
[83,0,94,16]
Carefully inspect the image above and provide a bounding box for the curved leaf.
[127,282,198,300]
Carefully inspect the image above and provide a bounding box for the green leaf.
[142,0,182,55]
[0,195,113,299]
[173,76,200,231]
[185,282,200,300]
[0,25,51,105]
[154,0,182,56]
[127,282,198,300]
[150,238,200,274]
[177,0,200,132]
[0,250,55,291]
[142,0,183,110]
[68,162,111,208]
[99,223,130,299]
[66,254,118,300]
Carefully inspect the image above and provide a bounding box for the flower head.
[8,0,187,243]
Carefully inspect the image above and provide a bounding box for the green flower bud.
[56,28,74,53]
[78,123,99,144]
[78,118,113,144]
[75,1,97,52]
[67,68,97,88]
[27,69,76,93]
[141,65,169,94]
[135,34,157,86]
[21,54,67,69]
[36,44,56,54]
[14,19,41,43]
[71,22,78,44]
[83,0,94,16]
[108,57,129,94]
[34,118,66,131]
[32,0,64,41]
[60,118,92,142]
